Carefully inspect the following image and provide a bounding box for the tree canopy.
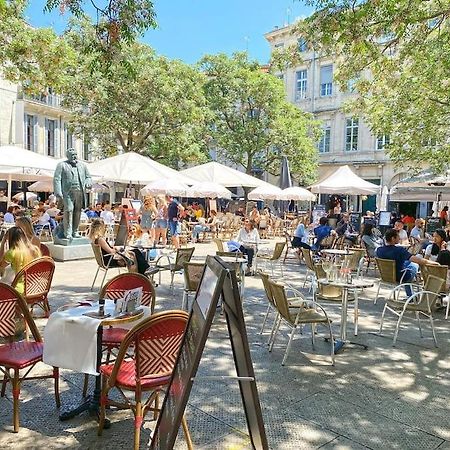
[62,24,209,168]
[199,53,320,185]
[296,0,450,172]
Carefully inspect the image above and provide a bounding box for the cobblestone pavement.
[1,242,450,449]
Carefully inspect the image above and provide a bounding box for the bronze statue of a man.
[53,148,92,240]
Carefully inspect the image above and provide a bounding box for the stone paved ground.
[1,241,450,449]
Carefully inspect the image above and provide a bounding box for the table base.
[59,394,111,428]
[328,338,368,354]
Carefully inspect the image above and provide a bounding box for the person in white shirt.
[394,220,409,245]
[424,229,448,262]
[46,202,61,218]
[410,218,430,249]
[100,204,115,225]
[235,219,260,275]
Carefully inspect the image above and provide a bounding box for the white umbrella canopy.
[280,186,316,201]
[0,145,60,172]
[180,161,271,188]
[88,152,194,185]
[12,192,38,202]
[90,183,110,193]
[248,185,283,200]
[28,179,53,192]
[310,165,380,195]
[140,178,190,197]
[185,182,232,199]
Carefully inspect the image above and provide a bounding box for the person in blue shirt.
[376,228,438,296]
[313,216,336,250]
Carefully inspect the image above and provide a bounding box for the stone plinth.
[46,243,93,261]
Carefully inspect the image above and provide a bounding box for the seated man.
[336,214,357,243]
[376,229,438,296]
[393,220,409,246]
[410,218,430,249]
[313,216,336,250]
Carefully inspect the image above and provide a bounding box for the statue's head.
[66,147,77,163]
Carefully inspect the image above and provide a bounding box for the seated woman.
[424,229,448,262]
[291,219,311,250]
[192,210,218,243]
[33,207,51,233]
[361,223,383,257]
[0,226,41,291]
[89,218,149,275]
[16,216,42,248]
[232,219,260,275]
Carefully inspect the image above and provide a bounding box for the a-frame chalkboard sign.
[150,255,268,450]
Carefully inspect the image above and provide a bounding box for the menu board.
[426,217,441,234]
[151,256,267,450]
[350,212,362,233]
[378,211,391,227]
[312,204,327,225]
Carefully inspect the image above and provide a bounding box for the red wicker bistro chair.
[82,273,156,397]
[0,283,60,432]
[98,310,192,450]
[12,256,55,318]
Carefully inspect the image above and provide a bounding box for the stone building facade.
[264,24,412,213]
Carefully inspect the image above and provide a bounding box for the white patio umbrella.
[0,146,60,203]
[248,185,283,200]
[180,161,272,188]
[280,186,316,201]
[90,183,110,193]
[88,152,194,185]
[185,182,232,199]
[310,165,380,195]
[28,179,54,192]
[140,178,190,197]
[12,192,38,202]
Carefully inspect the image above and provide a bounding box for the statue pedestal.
[47,237,93,261]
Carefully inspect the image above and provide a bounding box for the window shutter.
[33,116,38,152]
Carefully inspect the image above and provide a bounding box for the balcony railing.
[24,93,62,108]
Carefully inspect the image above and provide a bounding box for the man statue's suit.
[53,148,92,239]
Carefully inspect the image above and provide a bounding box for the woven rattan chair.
[83,272,157,397]
[0,283,60,432]
[256,241,286,276]
[421,265,449,318]
[301,248,317,290]
[98,310,192,450]
[182,262,205,310]
[267,279,335,366]
[379,275,446,346]
[12,256,55,318]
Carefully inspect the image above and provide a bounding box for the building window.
[64,123,73,150]
[295,70,307,100]
[376,134,390,150]
[274,42,284,48]
[318,124,331,153]
[298,38,308,52]
[45,118,57,157]
[24,114,37,151]
[345,117,359,152]
[320,65,333,96]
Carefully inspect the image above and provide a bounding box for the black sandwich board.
[426,217,441,234]
[350,212,362,233]
[114,211,128,247]
[150,256,268,450]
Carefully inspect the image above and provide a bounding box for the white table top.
[317,278,375,289]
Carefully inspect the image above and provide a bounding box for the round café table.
[321,249,355,256]
[317,277,374,353]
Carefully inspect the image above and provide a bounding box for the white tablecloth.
[43,300,150,375]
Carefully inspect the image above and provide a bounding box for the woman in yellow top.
[0,226,41,293]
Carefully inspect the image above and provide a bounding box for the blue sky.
[25,0,313,64]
